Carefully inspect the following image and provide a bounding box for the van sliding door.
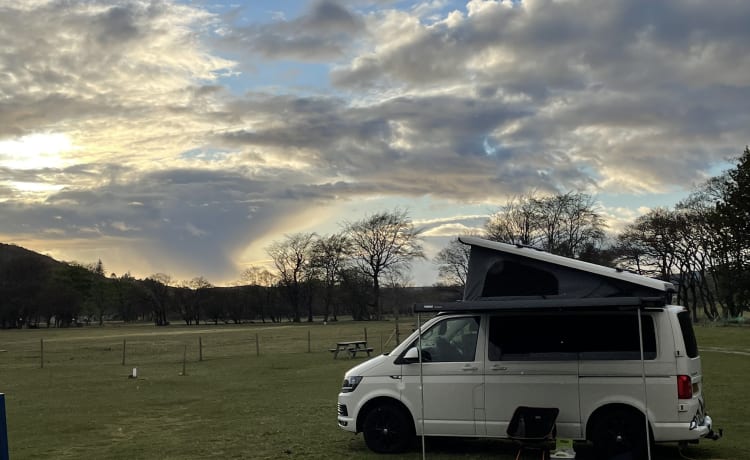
[484,314,582,439]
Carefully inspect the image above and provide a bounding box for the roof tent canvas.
[416,237,674,313]
[461,236,674,301]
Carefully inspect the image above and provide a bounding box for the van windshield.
[677,311,699,358]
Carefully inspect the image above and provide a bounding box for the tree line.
[435,147,750,322]
[0,209,433,328]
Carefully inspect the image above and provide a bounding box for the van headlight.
[342,376,363,393]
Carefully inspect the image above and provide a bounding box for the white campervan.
[337,237,720,458]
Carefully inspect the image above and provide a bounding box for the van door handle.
[462,366,479,371]
[491,365,508,371]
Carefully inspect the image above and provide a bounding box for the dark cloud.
[0,165,322,282]
[217,1,365,61]
[328,0,750,192]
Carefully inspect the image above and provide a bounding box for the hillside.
[0,242,61,269]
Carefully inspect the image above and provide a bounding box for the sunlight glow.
[0,133,74,170]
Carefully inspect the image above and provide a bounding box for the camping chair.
[506,406,559,460]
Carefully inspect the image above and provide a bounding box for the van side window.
[413,316,480,362]
[488,314,657,361]
[576,314,657,360]
[488,315,577,361]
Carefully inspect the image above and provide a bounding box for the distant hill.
[0,242,62,270]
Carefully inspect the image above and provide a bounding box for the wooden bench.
[331,341,372,359]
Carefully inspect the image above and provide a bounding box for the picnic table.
[329,340,374,359]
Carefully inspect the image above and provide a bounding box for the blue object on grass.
[0,393,8,460]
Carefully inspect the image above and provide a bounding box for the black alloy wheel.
[590,407,649,460]
[362,404,414,454]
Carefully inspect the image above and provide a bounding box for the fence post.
[307,330,311,353]
[364,327,368,343]
[181,345,187,376]
[1,393,9,460]
[40,339,44,369]
[199,336,203,362]
[255,333,260,357]
[121,339,126,366]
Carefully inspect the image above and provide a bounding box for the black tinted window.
[489,313,656,361]
[483,260,559,297]
[677,311,699,358]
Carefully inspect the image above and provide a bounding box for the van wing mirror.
[398,347,431,364]
[404,347,419,362]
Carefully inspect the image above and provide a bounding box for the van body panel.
[400,362,483,435]
[484,361,581,438]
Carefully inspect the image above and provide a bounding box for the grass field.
[0,320,748,459]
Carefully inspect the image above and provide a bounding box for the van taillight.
[678,375,693,399]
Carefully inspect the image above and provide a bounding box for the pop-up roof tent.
[416,236,675,313]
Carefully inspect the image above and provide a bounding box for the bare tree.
[311,233,350,322]
[144,273,172,326]
[486,192,606,258]
[190,276,215,324]
[434,237,471,290]
[239,266,278,322]
[485,192,542,246]
[345,209,425,320]
[266,233,317,323]
[616,209,680,281]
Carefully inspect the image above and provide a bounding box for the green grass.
[0,321,747,459]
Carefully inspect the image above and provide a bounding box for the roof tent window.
[482,259,559,297]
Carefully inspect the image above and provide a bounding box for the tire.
[362,403,414,454]
[589,407,649,460]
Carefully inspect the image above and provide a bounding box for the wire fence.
[0,321,415,371]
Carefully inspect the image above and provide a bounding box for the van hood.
[344,354,392,377]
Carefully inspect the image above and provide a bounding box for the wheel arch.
[356,396,415,434]
[585,403,654,441]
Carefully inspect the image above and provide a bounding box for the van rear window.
[677,311,699,358]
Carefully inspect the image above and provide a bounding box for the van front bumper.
[337,401,356,432]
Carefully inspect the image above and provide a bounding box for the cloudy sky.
[1,0,749,286]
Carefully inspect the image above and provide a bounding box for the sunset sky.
[1,0,749,286]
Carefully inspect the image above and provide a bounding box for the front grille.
[338,403,348,417]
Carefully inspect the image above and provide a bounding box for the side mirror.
[403,347,420,362]
[398,347,431,364]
